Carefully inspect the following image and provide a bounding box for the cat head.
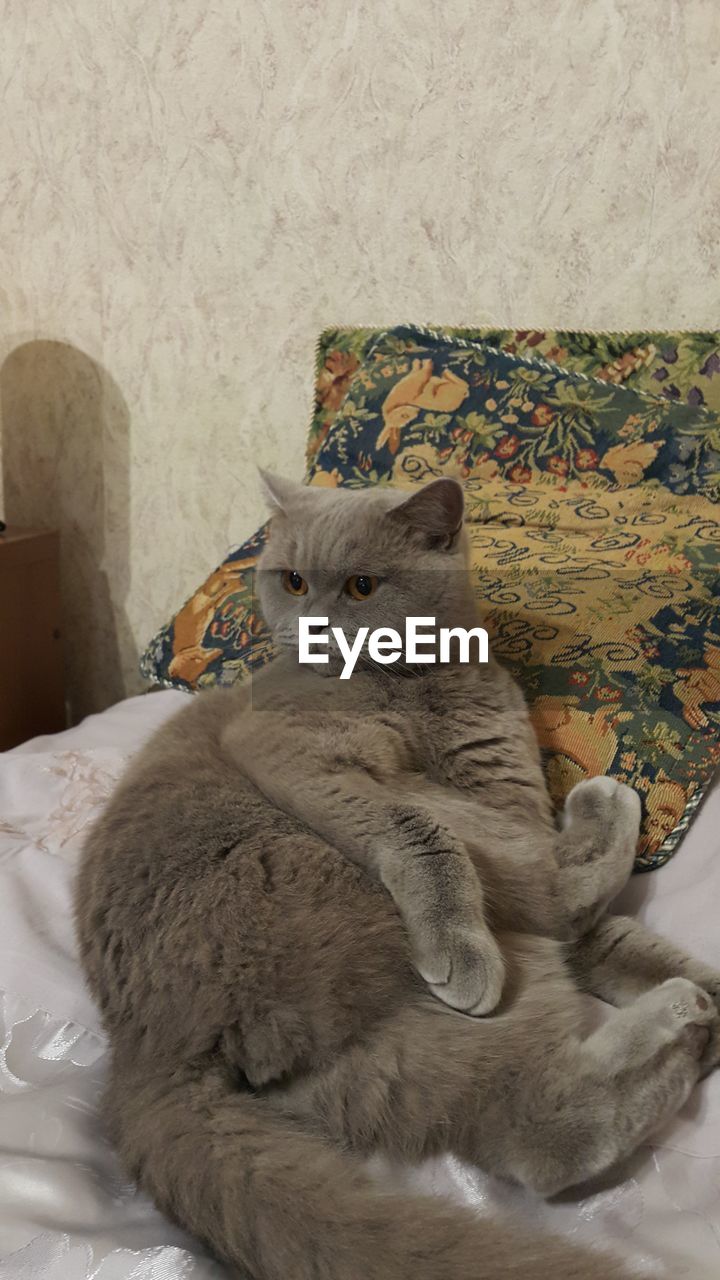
[257,474,479,674]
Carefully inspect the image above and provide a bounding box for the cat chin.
[275,642,341,678]
[307,654,357,680]
[308,657,342,678]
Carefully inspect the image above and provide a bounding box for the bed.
[1,690,719,1278]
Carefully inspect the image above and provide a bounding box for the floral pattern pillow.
[307,326,720,465]
[141,325,720,869]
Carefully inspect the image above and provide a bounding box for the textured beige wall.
[1,0,719,720]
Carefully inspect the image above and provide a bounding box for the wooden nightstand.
[0,527,66,750]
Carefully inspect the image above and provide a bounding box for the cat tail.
[110,1058,640,1280]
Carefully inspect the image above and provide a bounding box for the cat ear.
[258,469,302,512]
[389,478,464,550]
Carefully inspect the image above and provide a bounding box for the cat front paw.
[563,775,641,840]
[415,924,505,1016]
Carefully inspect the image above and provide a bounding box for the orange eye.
[346,574,379,601]
[281,570,308,596]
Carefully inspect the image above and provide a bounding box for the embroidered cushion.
[140,326,720,868]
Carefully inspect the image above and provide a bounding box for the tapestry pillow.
[140,326,720,869]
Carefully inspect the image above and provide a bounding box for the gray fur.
[76,477,720,1280]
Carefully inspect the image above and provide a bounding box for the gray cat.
[76,476,720,1280]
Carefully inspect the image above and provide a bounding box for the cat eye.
[281,570,308,597]
[345,574,379,601]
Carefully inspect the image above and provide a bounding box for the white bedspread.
[1,691,719,1279]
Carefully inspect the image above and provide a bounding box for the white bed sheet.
[0,690,718,1279]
